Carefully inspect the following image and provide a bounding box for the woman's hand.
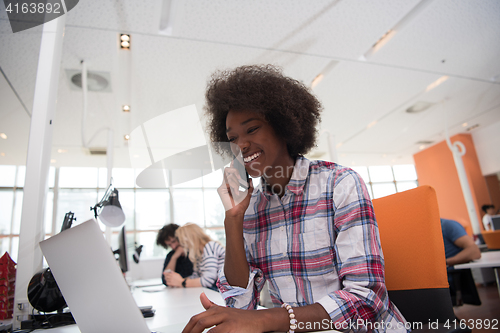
[164,271,184,288]
[172,245,186,259]
[217,165,254,218]
[182,293,265,333]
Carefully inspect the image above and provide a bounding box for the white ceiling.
[1,0,500,170]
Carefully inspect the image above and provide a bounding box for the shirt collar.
[256,156,310,197]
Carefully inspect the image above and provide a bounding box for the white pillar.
[448,141,481,235]
[13,16,65,329]
[105,129,114,244]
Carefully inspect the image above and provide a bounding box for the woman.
[182,65,408,333]
[164,223,225,291]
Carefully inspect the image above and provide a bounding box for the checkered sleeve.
[316,169,398,329]
[217,243,266,309]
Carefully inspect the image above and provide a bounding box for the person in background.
[481,204,496,231]
[440,218,482,306]
[164,223,225,291]
[156,223,193,287]
[441,218,481,266]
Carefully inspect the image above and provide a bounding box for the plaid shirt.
[218,157,408,332]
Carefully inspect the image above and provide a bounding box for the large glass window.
[352,165,419,199]
[0,164,418,262]
[172,189,204,226]
[135,190,171,231]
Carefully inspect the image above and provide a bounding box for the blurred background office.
[1,0,500,324]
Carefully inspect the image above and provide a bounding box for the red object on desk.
[0,252,16,320]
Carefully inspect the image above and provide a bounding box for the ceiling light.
[122,105,130,112]
[419,145,426,150]
[466,124,480,131]
[406,101,434,114]
[0,133,7,139]
[371,29,397,53]
[336,142,343,148]
[425,76,448,92]
[57,149,68,153]
[311,74,324,89]
[0,153,5,157]
[124,134,130,141]
[366,120,377,129]
[310,61,338,89]
[462,122,468,127]
[120,34,130,49]
[50,159,56,163]
[362,0,434,59]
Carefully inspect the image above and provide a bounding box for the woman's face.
[225,110,290,178]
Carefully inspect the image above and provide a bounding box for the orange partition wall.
[413,133,491,234]
[485,175,500,210]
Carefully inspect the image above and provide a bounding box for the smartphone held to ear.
[233,156,249,191]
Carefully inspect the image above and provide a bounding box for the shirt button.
[287,277,293,283]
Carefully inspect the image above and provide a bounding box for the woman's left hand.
[182,293,266,333]
[164,271,184,287]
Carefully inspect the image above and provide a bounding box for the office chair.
[372,186,469,331]
[481,230,500,250]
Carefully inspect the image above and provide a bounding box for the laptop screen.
[40,220,151,333]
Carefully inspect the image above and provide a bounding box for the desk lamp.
[91,182,126,227]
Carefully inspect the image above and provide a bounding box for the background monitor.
[491,215,500,231]
[116,226,128,273]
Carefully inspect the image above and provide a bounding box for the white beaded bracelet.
[281,302,297,333]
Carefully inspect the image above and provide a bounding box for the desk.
[454,251,500,296]
[32,285,339,333]
[31,286,224,333]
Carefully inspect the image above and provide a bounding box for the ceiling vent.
[406,101,434,114]
[466,124,480,131]
[416,140,434,145]
[86,147,107,155]
[65,69,112,92]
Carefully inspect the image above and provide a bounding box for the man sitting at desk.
[156,223,193,286]
[440,218,481,306]
[441,218,481,267]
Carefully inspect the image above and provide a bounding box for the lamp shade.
[99,188,126,227]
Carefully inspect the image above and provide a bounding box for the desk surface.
[32,284,339,333]
[31,285,224,332]
[454,251,500,270]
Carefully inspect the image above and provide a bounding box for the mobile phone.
[233,154,249,191]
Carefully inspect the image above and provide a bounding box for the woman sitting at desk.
[182,65,408,333]
[164,223,225,291]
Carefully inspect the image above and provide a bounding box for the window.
[0,164,418,262]
[352,164,419,199]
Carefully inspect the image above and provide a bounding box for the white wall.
[472,120,500,176]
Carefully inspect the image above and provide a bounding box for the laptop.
[40,219,183,333]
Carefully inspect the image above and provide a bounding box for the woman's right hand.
[217,165,254,219]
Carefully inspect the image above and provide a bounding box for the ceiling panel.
[172,0,421,60]
[64,0,162,34]
[371,0,500,81]
[1,0,499,171]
